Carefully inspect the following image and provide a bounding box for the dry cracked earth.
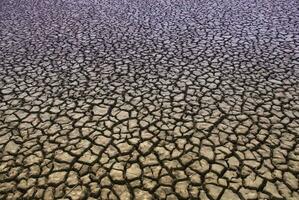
[0,0,299,199]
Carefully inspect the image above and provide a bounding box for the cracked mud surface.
[0,0,299,199]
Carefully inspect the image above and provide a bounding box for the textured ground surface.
[1,0,299,199]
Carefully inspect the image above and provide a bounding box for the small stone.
[44,187,55,200]
[139,141,153,154]
[55,184,65,198]
[76,57,84,63]
[229,134,238,142]
[174,93,185,101]
[47,124,61,135]
[197,122,213,130]
[50,106,60,113]
[48,172,67,186]
[0,133,11,144]
[17,179,30,190]
[4,141,19,154]
[2,88,13,94]
[155,186,172,199]
[116,110,129,120]
[67,171,79,186]
[67,186,87,200]
[34,189,44,199]
[29,164,41,176]
[175,181,189,198]
[38,177,47,187]
[81,174,91,184]
[200,146,215,160]
[110,169,124,181]
[272,169,282,179]
[236,115,248,121]
[23,114,38,123]
[94,135,111,146]
[264,181,283,199]
[126,163,142,180]
[283,172,298,190]
[79,151,97,164]
[100,176,111,186]
[239,187,258,200]
[93,105,109,115]
[190,173,201,184]
[117,142,133,153]
[269,79,283,85]
[211,164,224,174]
[89,182,100,196]
[221,189,239,200]
[190,159,209,173]
[160,175,173,185]
[235,125,249,135]
[0,182,15,193]
[75,116,90,126]
[208,83,217,89]
[55,151,74,163]
[206,184,223,199]
[24,154,42,166]
[227,156,239,168]
[134,189,152,199]
[244,173,263,188]
[114,184,131,199]
[55,116,71,124]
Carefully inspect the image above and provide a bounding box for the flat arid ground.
[0,0,299,199]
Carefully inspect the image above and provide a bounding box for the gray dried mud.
[0,0,299,199]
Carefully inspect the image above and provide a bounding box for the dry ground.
[0,0,299,199]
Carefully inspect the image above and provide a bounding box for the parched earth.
[0,0,299,199]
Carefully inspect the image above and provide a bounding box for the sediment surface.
[0,0,299,199]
